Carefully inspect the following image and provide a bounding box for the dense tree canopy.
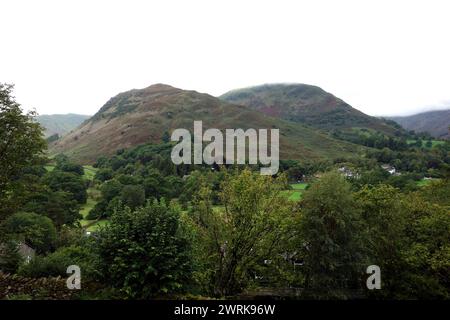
[299,172,367,298]
[2,212,57,254]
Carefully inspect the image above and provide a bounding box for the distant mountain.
[387,109,450,139]
[49,84,362,164]
[220,84,400,135]
[36,114,90,138]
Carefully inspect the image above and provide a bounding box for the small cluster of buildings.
[337,163,400,179]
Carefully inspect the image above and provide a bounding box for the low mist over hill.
[387,109,450,139]
[49,84,362,164]
[36,114,90,138]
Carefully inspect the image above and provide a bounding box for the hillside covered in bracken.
[49,84,361,164]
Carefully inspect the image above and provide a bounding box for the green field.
[78,167,102,231]
[416,178,439,187]
[79,188,99,227]
[83,165,97,180]
[290,183,309,190]
[44,165,55,172]
[45,164,103,230]
[80,196,96,220]
[86,219,109,232]
[282,183,308,201]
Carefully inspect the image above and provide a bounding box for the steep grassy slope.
[36,114,91,137]
[388,109,450,139]
[220,84,399,135]
[49,84,363,164]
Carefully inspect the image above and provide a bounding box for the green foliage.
[46,133,60,144]
[54,225,86,248]
[0,240,23,273]
[94,200,193,298]
[86,200,107,220]
[355,185,450,298]
[18,245,96,279]
[299,171,367,298]
[355,184,408,298]
[94,168,114,182]
[143,171,171,199]
[44,170,88,204]
[190,169,298,296]
[120,185,145,209]
[419,179,450,208]
[333,128,408,150]
[2,212,57,254]
[22,188,81,228]
[0,83,46,220]
[55,160,84,176]
[100,179,123,202]
[400,194,450,298]
[366,145,449,176]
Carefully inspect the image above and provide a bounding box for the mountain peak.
[142,83,181,93]
[220,83,397,134]
[49,85,361,164]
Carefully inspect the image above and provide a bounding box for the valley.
[1,81,449,301]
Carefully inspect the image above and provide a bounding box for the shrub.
[18,245,96,279]
[94,200,193,298]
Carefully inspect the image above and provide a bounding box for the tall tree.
[299,171,367,298]
[0,83,46,219]
[355,184,408,298]
[191,169,297,296]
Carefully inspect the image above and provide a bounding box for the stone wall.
[0,272,75,300]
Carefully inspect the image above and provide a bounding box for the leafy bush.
[18,245,96,279]
[94,200,193,298]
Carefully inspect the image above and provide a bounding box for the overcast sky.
[2,0,449,117]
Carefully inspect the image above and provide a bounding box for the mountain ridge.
[49,84,363,164]
[387,109,450,139]
[36,113,91,138]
